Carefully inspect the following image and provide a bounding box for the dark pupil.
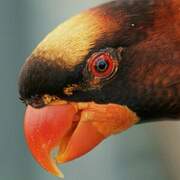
[95,59,108,72]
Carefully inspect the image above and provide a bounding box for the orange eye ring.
[88,52,118,79]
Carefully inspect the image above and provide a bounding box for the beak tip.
[57,172,65,179]
[50,159,65,178]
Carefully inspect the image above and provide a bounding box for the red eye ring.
[88,52,118,78]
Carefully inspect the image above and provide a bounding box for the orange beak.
[24,102,139,178]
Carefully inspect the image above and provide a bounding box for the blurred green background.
[0,0,180,179]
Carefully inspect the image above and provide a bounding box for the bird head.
[18,0,180,178]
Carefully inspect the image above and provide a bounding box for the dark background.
[1,0,180,179]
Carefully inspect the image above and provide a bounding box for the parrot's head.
[18,0,180,178]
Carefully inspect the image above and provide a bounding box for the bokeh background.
[1,0,180,180]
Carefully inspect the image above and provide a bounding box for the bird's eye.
[95,58,109,72]
[88,52,117,78]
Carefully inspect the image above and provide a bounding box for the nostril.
[18,56,69,101]
[27,95,45,108]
